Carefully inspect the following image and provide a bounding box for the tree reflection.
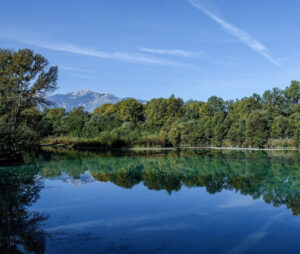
[0,165,47,254]
[41,148,300,215]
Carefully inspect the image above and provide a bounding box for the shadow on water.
[0,165,47,254]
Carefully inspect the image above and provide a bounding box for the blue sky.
[1,0,300,101]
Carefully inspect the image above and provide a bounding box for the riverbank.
[179,146,300,151]
[42,137,299,151]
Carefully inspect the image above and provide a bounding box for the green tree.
[262,88,286,115]
[65,107,89,137]
[145,98,166,127]
[288,113,300,146]
[93,103,115,116]
[0,49,57,159]
[45,107,66,136]
[207,96,226,113]
[212,112,227,146]
[271,115,289,139]
[145,95,183,127]
[285,81,300,109]
[118,99,144,122]
[82,119,100,138]
[166,95,184,118]
[36,78,300,149]
[230,95,262,119]
[226,119,246,146]
[246,110,271,147]
[90,114,122,132]
[168,123,182,146]
[184,100,204,119]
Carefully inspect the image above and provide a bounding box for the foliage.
[42,81,299,149]
[246,110,271,148]
[0,49,57,159]
[0,48,299,155]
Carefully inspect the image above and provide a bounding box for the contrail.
[188,0,280,66]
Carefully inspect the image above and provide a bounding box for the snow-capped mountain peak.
[72,89,92,96]
[48,90,146,112]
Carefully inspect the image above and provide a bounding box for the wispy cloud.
[219,196,260,208]
[60,66,93,73]
[36,43,185,67]
[226,214,283,254]
[140,48,204,58]
[0,34,188,68]
[188,0,280,66]
[45,212,179,232]
[67,73,97,80]
[278,54,300,63]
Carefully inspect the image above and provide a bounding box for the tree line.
[44,81,299,149]
[0,49,299,160]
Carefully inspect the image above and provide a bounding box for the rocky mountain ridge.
[48,89,146,112]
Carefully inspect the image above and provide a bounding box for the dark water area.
[1,148,300,254]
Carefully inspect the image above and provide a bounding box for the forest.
[43,81,300,150]
[0,49,299,160]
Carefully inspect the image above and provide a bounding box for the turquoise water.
[1,149,300,253]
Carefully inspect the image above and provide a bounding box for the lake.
[1,148,300,254]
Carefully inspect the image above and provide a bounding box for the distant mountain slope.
[48,89,146,112]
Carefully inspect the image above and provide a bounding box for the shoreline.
[42,144,299,152]
[180,146,300,151]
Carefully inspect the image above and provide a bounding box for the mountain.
[54,172,96,186]
[48,89,146,113]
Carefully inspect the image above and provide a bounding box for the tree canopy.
[44,81,299,149]
[0,49,57,159]
[1,48,299,160]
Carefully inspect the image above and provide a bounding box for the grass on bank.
[42,136,298,150]
[42,137,109,148]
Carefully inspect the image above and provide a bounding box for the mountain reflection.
[1,149,299,254]
[0,165,47,254]
[40,149,300,216]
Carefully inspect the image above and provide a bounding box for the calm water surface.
[1,149,300,254]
